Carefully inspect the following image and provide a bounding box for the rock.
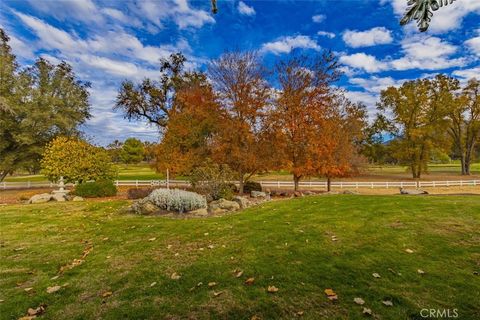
[189,208,209,216]
[342,190,359,195]
[51,194,66,202]
[251,191,267,198]
[399,188,428,195]
[132,200,159,215]
[232,196,251,209]
[28,193,53,204]
[208,198,240,212]
[293,191,304,197]
[303,190,316,195]
[72,196,84,202]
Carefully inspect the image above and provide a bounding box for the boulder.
[189,208,209,216]
[51,194,67,202]
[28,193,53,204]
[293,191,304,197]
[208,198,240,212]
[232,196,251,209]
[132,200,159,215]
[72,196,84,202]
[251,191,267,198]
[399,188,428,195]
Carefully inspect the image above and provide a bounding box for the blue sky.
[1,0,479,145]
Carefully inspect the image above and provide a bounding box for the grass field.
[4,162,480,183]
[1,195,479,319]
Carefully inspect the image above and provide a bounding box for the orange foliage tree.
[208,51,272,194]
[154,83,222,177]
[270,53,366,191]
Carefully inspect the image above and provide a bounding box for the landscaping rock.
[51,194,67,202]
[293,191,304,197]
[72,196,84,202]
[232,196,251,209]
[208,198,240,212]
[189,208,209,216]
[28,193,53,204]
[251,191,267,198]
[399,188,428,195]
[132,200,159,215]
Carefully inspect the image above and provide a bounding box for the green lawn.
[1,196,479,319]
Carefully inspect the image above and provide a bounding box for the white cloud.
[312,14,326,23]
[8,34,35,60]
[342,27,393,48]
[261,35,320,55]
[238,1,256,16]
[339,53,388,73]
[465,30,480,56]
[317,31,335,39]
[27,0,103,24]
[453,67,480,80]
[349,76,408,93]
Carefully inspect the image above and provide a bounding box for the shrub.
[189,161,235,201]
[127,187,155,200]
[74,180,117,198]
[243,181,262,194]
[145,188,206,213]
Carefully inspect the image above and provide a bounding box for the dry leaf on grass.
[405,249,414,253]
[208,282,217,288]
[244,277,255,285]
[267,285,278,293]
[362,307,372,316]
[382,300,393,306]
[372,273,381,278]
[170,272,181,280]
[324,288,338,300]
[213,291,223,297]
[296,310,304,316]
[24,288,33,292]
[250,315,261,320]
[46,286,61,294]
[353,297,365,305]
[417,269,425,275]
[234,270,244,278]
[24,304,46,318]
[101,291,112,298]
[150,282,157,287]
[148,237,156,242]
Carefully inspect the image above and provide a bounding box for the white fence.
[1,179,479,190]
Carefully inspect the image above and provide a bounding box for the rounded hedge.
[74,180,117,198]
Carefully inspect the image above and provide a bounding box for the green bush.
[243,181,262,194]
[74,180,117,198]
[189,161,235,201]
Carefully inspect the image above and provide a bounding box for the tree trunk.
[327,177,331,192]
[0,171,8,182]
[238,177,244,195]
[460,154,467,175]
[293,175,300,191]
[464,151,472,176]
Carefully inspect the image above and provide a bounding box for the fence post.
[115,180,119,187]
[416,180,420,188]
[277,181,280,188]
[371,182,373,189]
[136,180,138,188]
[355,182,358,189]
[386,182,389,189]
[2,182,5,190]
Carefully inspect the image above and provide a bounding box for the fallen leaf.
[50,276,59,280]
[382,300,393,307]
[245,277,255,285]
[267,285,278,293]
[250,316,261,320]
[204,233,209,236]
[46,286,61,294]
[213,290,224,297]
[102,291,112,298]
[207,244,214,249]
[353,297,365,305]
[148,237,156,242]
[167,245,172,249]
[174,253,179,257]
[102,237,109,241]
[417,269,425,275]
[170,272,181,280]
[362,307,372,316]
[372,273,381,278]
[208,282,217,287]
[26,304,46,317]
[324,288,337,300]
[150,282,157,287]
[24,288,34,292]
[296,310,304,316]
[405,249,414,254]
[234,270,244,278]
[18,316,36,320]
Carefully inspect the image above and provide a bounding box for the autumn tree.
[269,53,339,190]
[377,78,449,179]
[115,53,206,128]
[154,83,222,176]
[0,28,91,181]
[120,138,145,164]
[445,77,480,175]
[41,137,117,183]
[208,51,271,194]
[106,139,123,163]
